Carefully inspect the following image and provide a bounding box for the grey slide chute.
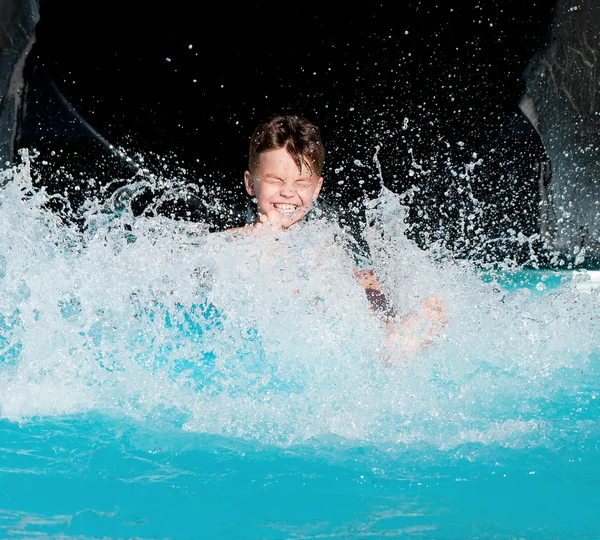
[0,0,39,168]
[521,0,600,263]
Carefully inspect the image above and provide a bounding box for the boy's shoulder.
[226,225,255,235]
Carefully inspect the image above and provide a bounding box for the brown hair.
[248,114,325,176]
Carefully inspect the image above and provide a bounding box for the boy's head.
[244,115,325,229]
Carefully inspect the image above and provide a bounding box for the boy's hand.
[421,296,446,327]
[255,209,283,230]
[384,295,447,362]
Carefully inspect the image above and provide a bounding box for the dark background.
[19,0,557,259]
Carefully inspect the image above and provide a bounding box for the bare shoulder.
[226,225,255,236]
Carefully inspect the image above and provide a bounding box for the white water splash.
[0,154,598,449]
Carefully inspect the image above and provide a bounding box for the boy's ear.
[312,176,324,200]
[244,170,255,196]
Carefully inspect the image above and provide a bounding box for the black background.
[20,0,557,254]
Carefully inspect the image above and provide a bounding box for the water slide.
[520,0,600,271]
[0,0,38,168]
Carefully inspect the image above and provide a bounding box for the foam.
[0,154,598,449]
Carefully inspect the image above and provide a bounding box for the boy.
[231,114,446,360]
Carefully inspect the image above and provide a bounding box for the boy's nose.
[280,183,295,196]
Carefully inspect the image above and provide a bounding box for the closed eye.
[295,182,312,190]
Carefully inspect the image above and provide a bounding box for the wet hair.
[248,114,325,176]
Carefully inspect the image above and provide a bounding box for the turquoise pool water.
[2,407,600,539]
[1,162,599,538]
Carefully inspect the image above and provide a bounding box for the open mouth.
[272,203,299,217]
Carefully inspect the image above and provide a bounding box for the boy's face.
[244,147,323,229]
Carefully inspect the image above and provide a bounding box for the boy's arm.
[353,269,396,321]
[353,268,446,360]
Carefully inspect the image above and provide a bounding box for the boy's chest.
[209,239,364,313]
